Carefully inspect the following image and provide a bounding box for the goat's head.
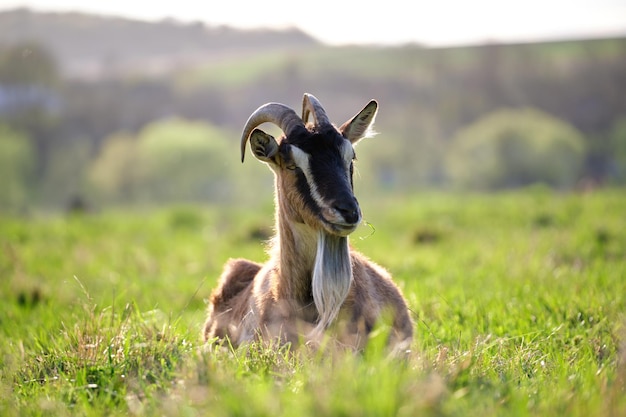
[241,94,377,237]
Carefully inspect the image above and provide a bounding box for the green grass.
[1,190,625,416]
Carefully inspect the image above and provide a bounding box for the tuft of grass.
[8,293,192,416]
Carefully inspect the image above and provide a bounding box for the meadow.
[0,190,624,416]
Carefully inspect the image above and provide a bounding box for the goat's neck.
[272,191,353,329]
[272,203,318,301]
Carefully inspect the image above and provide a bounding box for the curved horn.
[302,93,331,127]
[240,102,304,162]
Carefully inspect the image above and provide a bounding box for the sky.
[1,0,625,46]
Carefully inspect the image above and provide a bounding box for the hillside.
[0,8,318,78]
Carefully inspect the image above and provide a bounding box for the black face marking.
[303,133,354,201]
[281,126,360,228]
[295,167,322,218]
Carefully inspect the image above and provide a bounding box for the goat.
[203,93,413,351]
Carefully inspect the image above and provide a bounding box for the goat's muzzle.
[322,197,362,236]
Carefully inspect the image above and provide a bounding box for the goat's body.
[203,94,413,351]
[204,251,413,350]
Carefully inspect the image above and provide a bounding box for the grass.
[1,190,625,416]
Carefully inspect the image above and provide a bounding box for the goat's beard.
[311,231,353,335]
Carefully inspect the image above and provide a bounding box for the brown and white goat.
[203,94,413,351]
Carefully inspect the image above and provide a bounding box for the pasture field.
[0,190,625,416]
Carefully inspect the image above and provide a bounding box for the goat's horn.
[240,102,304,162]
[302,93,331,127]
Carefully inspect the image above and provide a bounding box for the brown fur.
[203,228,413,350]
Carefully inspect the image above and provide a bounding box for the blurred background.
[1,1,625,212]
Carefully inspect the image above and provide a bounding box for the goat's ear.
[339,100,378,144]
[249,128,280,164]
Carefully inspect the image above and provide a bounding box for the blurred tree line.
[1,10,626,211]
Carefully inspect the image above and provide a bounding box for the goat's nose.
[334,199,361,224]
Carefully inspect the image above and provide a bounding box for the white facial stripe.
[290,145,311,174]
[341,140,355,164]
[290,146,326,209]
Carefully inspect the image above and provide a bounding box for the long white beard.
[311,231,353,334]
